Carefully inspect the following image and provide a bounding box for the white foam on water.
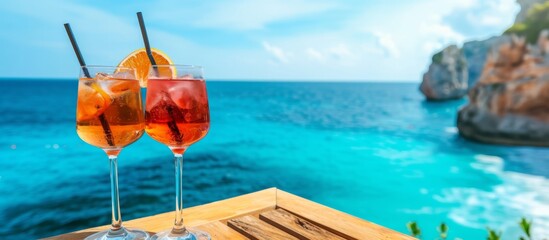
[474,154,504,165]
[401,206,447,214]
[445,127,458,134]
[472,154,504,174]
[434,154,549,238]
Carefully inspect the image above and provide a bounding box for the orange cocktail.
[74,66,148,240]
[77,76,144,153]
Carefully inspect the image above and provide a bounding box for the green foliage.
[519,218,532,239]
[407,221,421,238]
[505,1,549,43]
[407,217,536,240]
[438,222,448,240]
[487,228,502,240]
[432,51,443,64]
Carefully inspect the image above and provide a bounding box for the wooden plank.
[194,221,247,240]
[227,215,298,240]
[259,209,345,240]
[275,189,416,240]
[45,188,277,239]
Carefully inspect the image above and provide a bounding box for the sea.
[1,79,549,239]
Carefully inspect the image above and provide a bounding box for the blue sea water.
[1,79,549,239]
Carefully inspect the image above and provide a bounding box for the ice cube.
[168,83,197,110]
[180,74,194,80]
[97,80,112,91]
[147,91,184,123]
[112,71,135,80]
[174,81,208,106]
[95,72,111,81]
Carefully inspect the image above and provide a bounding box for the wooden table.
[46,188,415,240]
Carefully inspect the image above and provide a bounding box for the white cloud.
[442,0,518,36]
[422,41,444,55]
[306,48,325,62]
[262,41,290,63]
[419,21,465,44]
[373,32,400,58]
[328,44,353,60]
[192,0,334,30]
[478,15,504,26]
[453,0,477,8]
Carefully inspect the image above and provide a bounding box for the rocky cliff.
[420,37,512,101]
[462,36,512,87]
[421,37,514,101]
[458,32,549,146]
[418,0,549,146]
[420,0,549,101]
[420,45,468,100]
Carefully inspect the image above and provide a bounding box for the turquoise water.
[1,80,549,239]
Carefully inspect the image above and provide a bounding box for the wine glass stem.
[172,153,188,234]
[109,155,123,232]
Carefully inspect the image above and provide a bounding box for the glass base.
[85,227,149,240]
[151,228,211,240]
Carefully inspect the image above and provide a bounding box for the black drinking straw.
[136,12,182,143]
[64,23,115,147]
[137,12,158,70]
[64,24,91,78]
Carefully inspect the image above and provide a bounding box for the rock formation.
[457,31,549,146]
[420,36,512,101]
[420,0,549,101]
[420,45,468,100]
[462,36,512,87]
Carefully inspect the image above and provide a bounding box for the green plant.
[406,217,537,240]
[505,1,549,43]
[487,228,502,240]
[438,222,448,240]
[519,218,532,240]
[407,221,421,238]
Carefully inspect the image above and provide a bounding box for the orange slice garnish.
[117,48,175,88]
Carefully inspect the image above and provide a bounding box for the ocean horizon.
[2,79,549,239]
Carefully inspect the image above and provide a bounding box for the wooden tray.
[45,188,415,240]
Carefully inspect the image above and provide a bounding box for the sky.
[0,0,519,81]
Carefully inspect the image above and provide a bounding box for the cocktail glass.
[145,65,210,240]
[76,66,149,240]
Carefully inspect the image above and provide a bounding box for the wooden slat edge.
[194,221,247,240]
[259,209,346,240]
[227,215,298,240]
[275,189,416,240]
